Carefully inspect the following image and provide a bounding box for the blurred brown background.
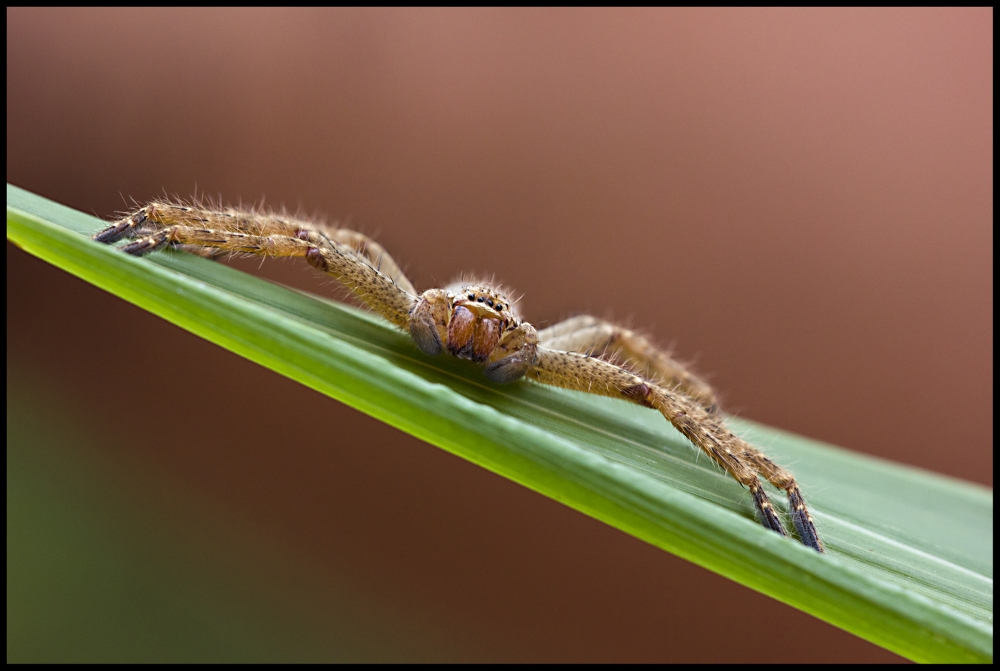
[7,8,991,662]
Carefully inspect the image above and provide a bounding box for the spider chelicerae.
[93,199,823,552]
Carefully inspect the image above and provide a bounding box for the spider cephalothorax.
[410,284,539,385]
[92,200,824,552]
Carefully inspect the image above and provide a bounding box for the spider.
[93,199,823,552]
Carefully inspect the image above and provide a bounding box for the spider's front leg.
[93,201,418,329]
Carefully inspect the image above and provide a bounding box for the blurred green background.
[8,366,457,662]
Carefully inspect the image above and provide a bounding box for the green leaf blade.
[7,184,992,662]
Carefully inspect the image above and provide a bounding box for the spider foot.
[93,209,149,244]
[750,483,788,537]
[120,230,171,256]
[788,487,824,552]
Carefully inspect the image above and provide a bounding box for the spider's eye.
[497,304,503,311]
[467,294,475,301]
[477,296,484,303]
[487,299,494,307]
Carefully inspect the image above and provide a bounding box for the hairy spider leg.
[526,347,823,551]
[93,203,417,329]
[94,201,417,295]
[539,315,719,414]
